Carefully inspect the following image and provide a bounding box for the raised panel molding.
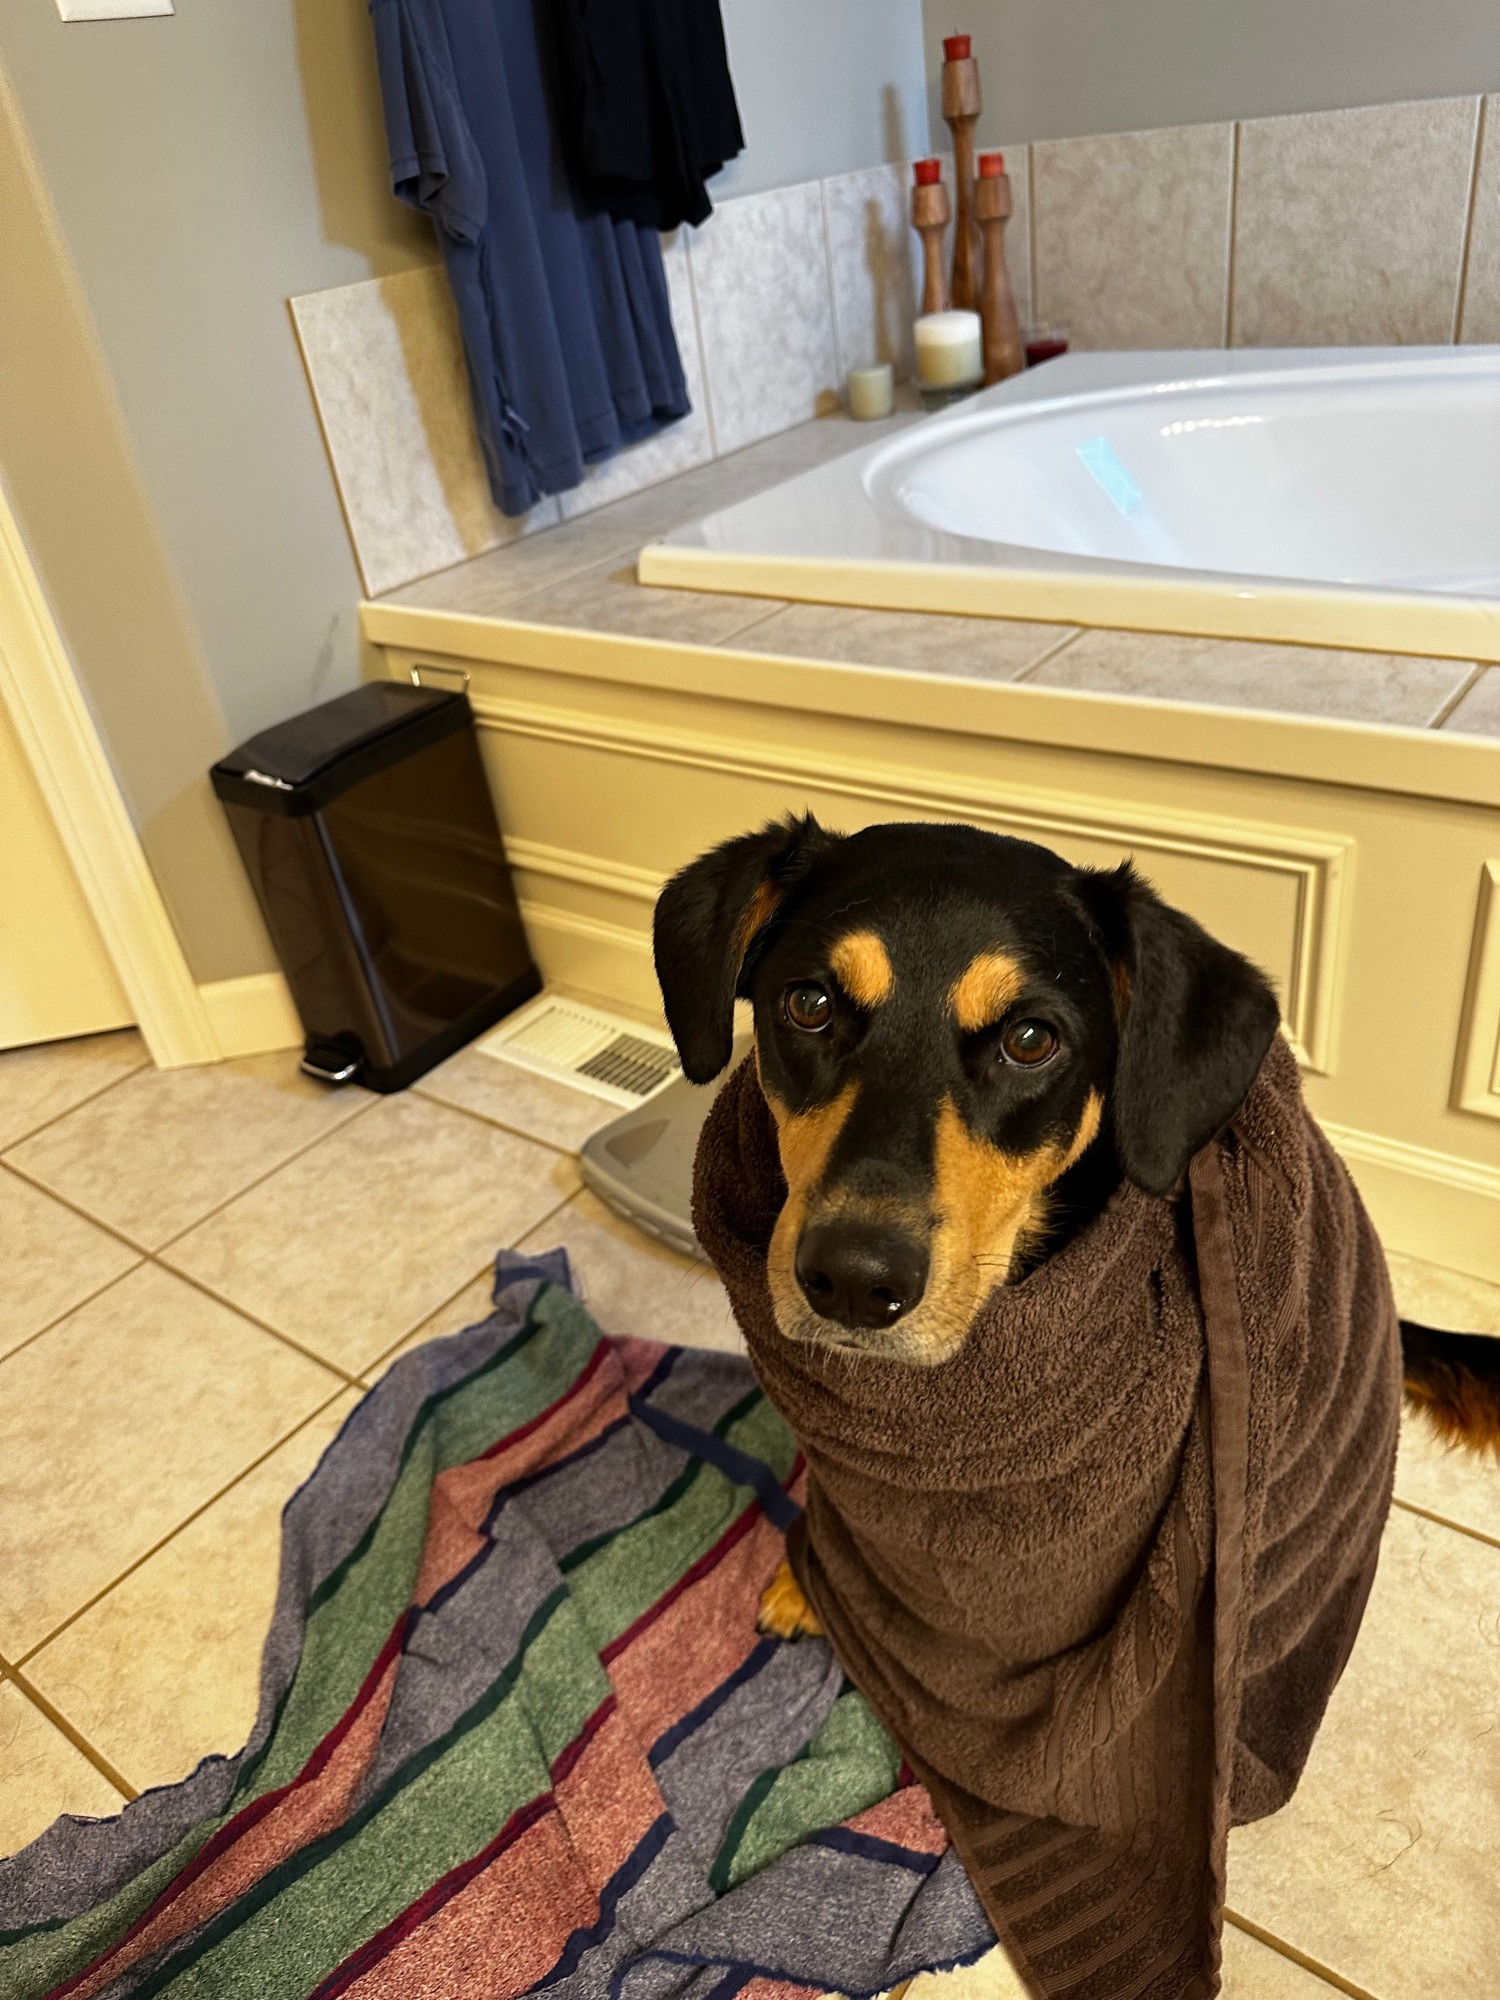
[477,692,1352,1073]
[1453,860,1500,1121]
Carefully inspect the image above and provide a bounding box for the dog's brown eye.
[784,982,833,1032]
[1000,1018,1058,1066]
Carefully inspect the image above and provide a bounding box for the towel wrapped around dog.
[693,1033,1402,2000]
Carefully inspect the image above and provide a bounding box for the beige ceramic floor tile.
[518,1189,743,1354]
[1226,1508,1500,2000]
[0,1029,146,1152]
[415,1048,619,1153]
[902,1944,1030,2000]
[1394,1416,1500,1548]
[1219,1924,1346,1996]
[0,1263,339,1662]
[27,1390,360,1794]
[0,1677,125,1861]
[1025,629,1471,727]
[0,1165,140,1362]
[1386,1248,1500,1335]
[364,1267,500,1383]
[164,1093,579,1375]
[732,604,1075,682]
[505,556,785,646]
[3,1051,373,1251]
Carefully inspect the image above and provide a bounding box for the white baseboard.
[198,971,303,1059]
[1321,1120,1500,1286]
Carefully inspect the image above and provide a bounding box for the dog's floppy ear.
[1070,862,1280,1196]
[654,815,842,1083]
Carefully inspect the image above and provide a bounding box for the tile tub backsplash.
[293,92,1496,598]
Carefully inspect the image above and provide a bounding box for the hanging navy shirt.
[369,0,690,517]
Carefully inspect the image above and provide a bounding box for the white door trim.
[0,478,222,1066]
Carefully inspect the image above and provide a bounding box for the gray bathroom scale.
[580,1037,751,1259]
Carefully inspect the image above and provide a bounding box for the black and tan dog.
[654,814,1500,1637]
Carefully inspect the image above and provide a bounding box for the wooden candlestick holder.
[941,37,982,313]
[911,166,950,317]
[975,159,1024,383]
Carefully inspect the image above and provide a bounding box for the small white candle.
[914,310,982,389]
[847,363,895,419]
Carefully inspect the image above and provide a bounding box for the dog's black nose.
[795,1221,929,1331]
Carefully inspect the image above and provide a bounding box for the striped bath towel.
[0,1251,993,2000]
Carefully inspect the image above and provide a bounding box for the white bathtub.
[639,348,1500,662]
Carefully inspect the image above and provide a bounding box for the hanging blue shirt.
[369,0,690,516]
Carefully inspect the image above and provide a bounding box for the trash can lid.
[211,682,468,815]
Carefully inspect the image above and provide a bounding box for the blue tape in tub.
[1077,436,1143,516]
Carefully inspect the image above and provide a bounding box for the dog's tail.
[1400,1320,1500,1456]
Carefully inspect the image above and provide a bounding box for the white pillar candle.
[914,310,982,389]
[846,363,895,419]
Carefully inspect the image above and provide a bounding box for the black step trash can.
[211,682,541,1091]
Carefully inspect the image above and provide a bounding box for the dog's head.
[654,817,1279,1366]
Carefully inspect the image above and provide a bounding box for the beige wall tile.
[518,1190,743,1355]
[558,232,717,519]
[0,1678,124,1860]
[824,161,921,382]
[1233,97,1480,347]
[415,1050,618,1154]
[0,1030,145,1153]
[163,1094,579,1375]
[734,602,1072,679]
[1227,1508,1500,1999]
[504,557,786,647]
[1459,96,1500,341]
[290,269,561,598]
[27,1392,358,1794]
[1032,123,1233,349]
[3,1052,372,1253]
[1439,665,1500,736]
[1025,630,1472,726]
[0,1263,339,1660]
[0,1167,139,1363]
[691,181,841,455]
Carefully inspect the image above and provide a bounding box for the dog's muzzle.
[794,1219,930,1331]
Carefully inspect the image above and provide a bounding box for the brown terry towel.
[693,1033,1402,2000]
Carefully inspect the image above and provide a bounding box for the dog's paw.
[756,1557,824,1640]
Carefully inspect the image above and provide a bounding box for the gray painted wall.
[2,0,928,751]
[921,0,1500,144]
[0,0,928,984]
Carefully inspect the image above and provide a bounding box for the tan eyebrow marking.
[949,951,1025,1032]
[829,931,894,1009]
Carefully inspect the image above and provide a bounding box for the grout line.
[819,176,847,383]
[1009,627,1084,684]
[1453,94,1487,343]
[403,1083,587,1162]
[681,223,720,459]
[145,1254,364,1385]
[712,599,801,647]
[1222,1910,1381,2000]
[14,1384,357,1670]
[1426,661,1486,730]
[0,1249,147,1373]
[0,1041,150,1157]
[354,1188,584,1386]
[1223,122,1242,349]
[1390,1491,1500,1553]
[0,1659,138,1802]
[149,1092,383,1258]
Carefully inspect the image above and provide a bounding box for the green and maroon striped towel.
[0,1250,993,2000]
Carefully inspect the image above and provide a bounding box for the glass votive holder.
[914,310,982,409]
[846,363,895,420]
